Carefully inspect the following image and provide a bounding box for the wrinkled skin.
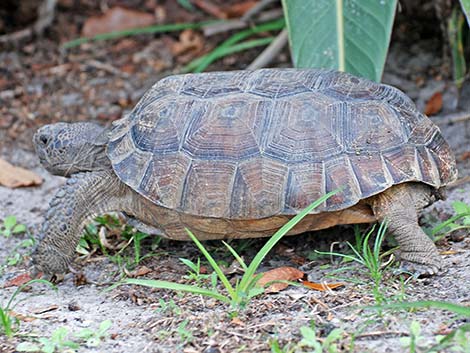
[33,122,111,177]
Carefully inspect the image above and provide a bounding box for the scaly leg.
[32,171,131,277]
[371,183,441,276]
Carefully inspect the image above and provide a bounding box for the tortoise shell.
[107,68,457,220]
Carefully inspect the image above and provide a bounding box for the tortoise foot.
[397,260,441,277]
[395,250,442,277]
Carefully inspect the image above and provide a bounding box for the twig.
[202,9,283,36]
[0,0,56,44]
[85,60,130,78]
[241,0,279,21]
[192,0,228,19]
[447,176,470,189]
[247,28,288,69]
[355,330,408,339]
[431,111,470,125]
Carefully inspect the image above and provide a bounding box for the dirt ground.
[1,1,470,352]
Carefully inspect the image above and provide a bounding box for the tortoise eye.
[39,135,49,145]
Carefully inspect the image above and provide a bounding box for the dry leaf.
[81,7,154,37]
[257,266,305,293]
[231,316,244,326]
[171,29,205,63]
[2,272,34,288]
[424,91,443,116]
[0,159,43,188]
[302,280,345,291]
[192,0,228,19]
[223,1,259,18]
[10,311,36,322]
[128,266,152,277]
[32,305,59,314]
[440,250,458,255]
[460,151,470,161]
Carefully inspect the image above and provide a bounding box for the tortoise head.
[33,122,111,177]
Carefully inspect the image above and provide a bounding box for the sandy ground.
[1,101,470,353]
[1,2,470,352]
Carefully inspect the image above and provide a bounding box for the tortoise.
[32,68,457,278]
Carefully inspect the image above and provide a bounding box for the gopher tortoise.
[32,68,457,277]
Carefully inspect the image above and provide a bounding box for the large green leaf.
[459,0,470,27]
[282,0,397,82]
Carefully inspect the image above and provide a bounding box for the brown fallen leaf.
[0,159,43,188]
[2,272,34,288]
[231,316,244,326]
[302,280,345,291]
[171,29,205,63]
[32,305,59,315]
[10,311,36,322]
[81,7,155,37]
[257,266,305,293]
[128,266,152,277]
[424,91,443,116]
[440,250,458,255]
[460,151,470,161]
[192,0,228,19]
[223,1,259,18]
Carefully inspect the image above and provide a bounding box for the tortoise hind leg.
[370,183,441,276]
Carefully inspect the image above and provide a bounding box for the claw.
[396,260,441,278]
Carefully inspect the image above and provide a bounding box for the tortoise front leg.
[32,170,128,277]
[371,183,441,276]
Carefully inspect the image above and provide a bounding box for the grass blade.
[185,229,236,299]
[117,278,230,303]
[432,212,470,235]
[183,18,285,72]
[63,21,219,48]
[366,300,470,316]
[239,189,339,292]
[222,241,248,271]
[192,38,274,73]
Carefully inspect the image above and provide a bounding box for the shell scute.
[107,68,457,219]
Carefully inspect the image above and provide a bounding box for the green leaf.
[177,0,195,11]
[300,326,317,343]
[179,258,199,273]
[459,0,470,27]
[12,224,26,234]
[98,319,112,335]
[16,342,41,352]
[281,0,397,82]
[448,7,467,87]
[452,201,470,215]
[3,216,17,230]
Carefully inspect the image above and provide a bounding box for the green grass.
[183,18,285,72]
[1,280,56,338]
[316,222,393,304]
[271,323,344,353]
[78,214,157,274]
[111,189,338,310]
[366,300,470,352]
[63,21,219,48]
[431,200,470,237]
[62,17,285,74]
[16,320,112,352]
[0,215,26,238]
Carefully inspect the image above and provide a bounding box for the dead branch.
[0,0,56,44]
